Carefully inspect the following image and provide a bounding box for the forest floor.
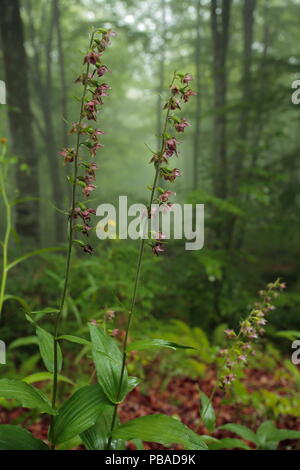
[1,367,300,450]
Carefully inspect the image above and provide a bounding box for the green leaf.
[2,294,30,311]
[256,421,279,449]
[36,326,62,373]
[256,421,300,449]
[11,196,39,207]
[50,384,111,445]
[58,335,91,346]
[200,392,216,432]
[112,414,208,450]
[9,336,39,350]
[57,436,82,450]
[6,247,66,271]
[81,405,125,450]
[219,423,258,446]
[0,425,49,450]
[269,428,300,441]
[127,338,196,352]
[89,324,128,404]
[22,372,74,385]
[125,376,140,394]
[131,438,144,450]
[275,330,300,341]
[208,437,251,450]
[0,379,56,415]
[31,307,59,315]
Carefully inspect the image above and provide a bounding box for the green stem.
[49,32,95,450]
[106,72,177,450]
[0,146,11,317]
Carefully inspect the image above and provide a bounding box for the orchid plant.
[0,28,206,452]
[0,29,290,452]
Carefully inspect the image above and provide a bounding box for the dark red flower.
[85,173,96,185]
[182,73,193,84]
[175,119,191,133]
[91,128,104,141]
[83,51,101,65]
[95,83,110,98]
[80,208,96,221]
[160,167,182,182]
[97,65,109,77]
[82,224,93,235]
[171,86,180,95]
[83,184,96,197]
[152,243,165,255]
[70,122,87,134]
[165,137,179,157]
[83,244,93,255]
[159,190,175,202]
[182,89,196,103]
[165,98,181,110]
[88,162,99,171]
[59,148,76,163]
[89,142,103,157]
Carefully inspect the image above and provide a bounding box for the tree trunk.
[0,0,39,242]
[53,0,69,148]
[210,0,232,200]
[26,0,65,243]
[193,0,201,190]
[156,0,166,151]
[226,0,256,249]
[231,0,256,192]
[234,1,270,251]
[209,0,232,316]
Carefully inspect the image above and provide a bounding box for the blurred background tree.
[0,0,300,338]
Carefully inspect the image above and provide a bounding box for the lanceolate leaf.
[0,379,56,415]
[0,425,49,450]
[9,336,39,350]
[112,414,208,450]
[126,376,140,394]
[2,294,30,311]
[36,326,62,373]
[57,335,91,346]
[200,391,216,432]
[267,428,300,441]
[89,324,128,404]
[275,330,300,341]
[219,423,258,446]
[207,438,251,450]
[49,384,111,445]
[6,246,66,272]
[127,338,196,352]
[22,372,74,385]
[30,307,60,315]
[81,405,125,450]
[256,421,300,449]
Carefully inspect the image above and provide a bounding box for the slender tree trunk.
[251,1,270,168]
[231,0,256,191]
[0,0,39,242]
[193,0,201,190]
[156,0,166,151]
[209,0,232,317]
[210,0,232,200]
[227,0,256,249]
[235,1,270,250]
[26,0,65,243]
[53,0,69,148]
